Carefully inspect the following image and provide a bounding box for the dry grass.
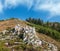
[36,32,60,50]
[0,19,27,31]
[0,19,60,50]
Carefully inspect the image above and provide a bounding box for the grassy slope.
[37,33,60,50]
[26,22,60,50]
[0,19,60,50]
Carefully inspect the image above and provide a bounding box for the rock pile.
[1,24,58,51]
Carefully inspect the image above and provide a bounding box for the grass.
[27,23,60,51]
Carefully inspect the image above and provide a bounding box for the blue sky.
[0,0,60,22]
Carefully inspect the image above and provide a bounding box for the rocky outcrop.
[13,24,58,51]
[1,24,58,51]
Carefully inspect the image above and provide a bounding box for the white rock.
[5,43,8,46]
[2,30,7,35]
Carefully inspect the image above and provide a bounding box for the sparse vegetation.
[26,17,60,32]
[26,18,60,41]
[0,18,60,51]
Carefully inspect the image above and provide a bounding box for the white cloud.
[4,0,34,9]
[34,0,60,18]
[0,0,34,12]
[4,0,20,9]
[0,1,3,13]
[0,0,60,18]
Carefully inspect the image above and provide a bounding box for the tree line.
[26,17,60,32]
[26,17,60,41]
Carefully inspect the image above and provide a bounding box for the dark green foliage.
[26,18,60,32]
[38,27,60,41]
[44,22,60,32]
[26,17,43,25]
[27,23,60,41]
[26,17,60,41]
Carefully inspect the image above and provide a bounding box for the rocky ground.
[0,24,58,51]
[0,19,59,51]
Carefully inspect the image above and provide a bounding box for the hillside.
[26,23,60,51]
[0,18,60,51]
[0,19,27,31]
